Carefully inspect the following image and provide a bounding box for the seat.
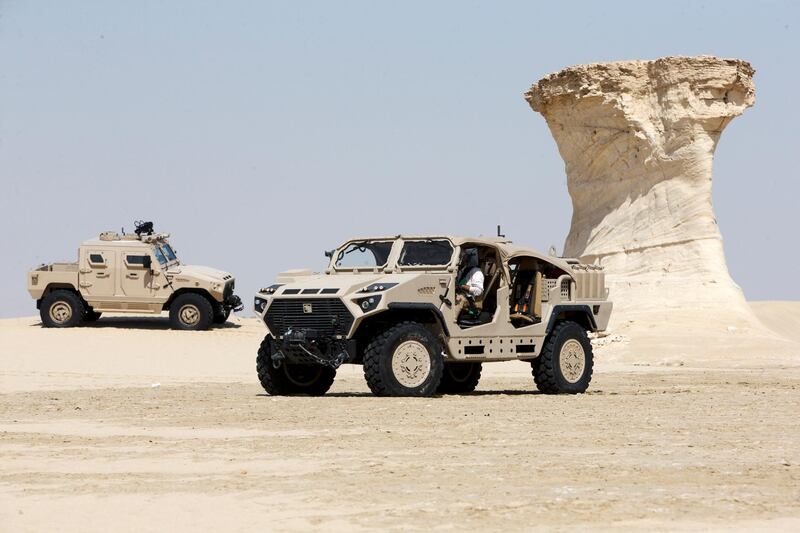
[510,270,542,325]
[472,259,499,311]
[457,258,500,328]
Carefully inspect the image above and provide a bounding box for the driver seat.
[458,258,500,327]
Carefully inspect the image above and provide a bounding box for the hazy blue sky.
[1,1,798,317]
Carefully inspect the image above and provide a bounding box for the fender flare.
[386,302,450,336]
[546,304,597,333]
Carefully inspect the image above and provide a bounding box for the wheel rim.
[179,304,200,326]
[284,365,323,387]
[559,339,586,383]
[392,340,431,388]
[49,302,72,324]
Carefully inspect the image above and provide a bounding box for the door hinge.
[79,281,93,288]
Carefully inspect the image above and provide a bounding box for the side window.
[126,255,149,266]
[88,253,105,265]
[398,240,454,266]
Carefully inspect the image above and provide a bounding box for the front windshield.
[161,243,178,262]
[335,241,393,269]
[398,239,454,266]
[153,246,167,266]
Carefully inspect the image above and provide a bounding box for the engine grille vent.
[265,298,354,338]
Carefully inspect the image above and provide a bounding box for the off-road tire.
[438,362,482,394]
[40,290,85,328]
[84,310,102,322]
[363,321,443,397]
[531,321,593,394]
[213,305,231,325]
[169,293,214,331]
[256,336,336,395]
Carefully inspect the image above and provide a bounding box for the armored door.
[79,249,116,298]
[120,251,156,299]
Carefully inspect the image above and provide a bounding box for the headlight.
[355,295,381,313]
[358,283,398,293]
[254,297,268,313]
[259,284,283,295]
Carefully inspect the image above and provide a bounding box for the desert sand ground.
[1,303,799,531]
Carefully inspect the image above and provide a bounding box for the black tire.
[256,336,336,395]
[531,321,593,394]
[363,321,444,397]
[438,362,482,394]
[84,310,102,322]
[169,293,214,331]
[40,290,85,328]
[213,306,231,324]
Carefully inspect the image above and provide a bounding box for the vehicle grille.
[265,298,354,338]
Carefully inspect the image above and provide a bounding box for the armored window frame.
[397,239,455,268]
[125,254,150,268]
[88,253,105,266]
[333,240,395,271]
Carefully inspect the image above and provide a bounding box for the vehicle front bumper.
[225,294,244,312]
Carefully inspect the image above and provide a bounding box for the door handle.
[126,273,139,279]
[96,273,109,279]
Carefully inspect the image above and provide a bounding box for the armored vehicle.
[28,221,242,330]
[254,234,612,396]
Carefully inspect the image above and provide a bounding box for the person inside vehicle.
[455,248,484,317]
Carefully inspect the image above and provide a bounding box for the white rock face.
[525,56,756,317]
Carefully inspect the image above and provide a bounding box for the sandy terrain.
[1,304,799,531]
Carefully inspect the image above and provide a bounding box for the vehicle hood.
[166,264,234,283]
[265,272,425,296]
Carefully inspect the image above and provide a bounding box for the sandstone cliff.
[525,56,756,317]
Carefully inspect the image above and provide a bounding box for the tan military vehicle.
[27,221,242,330]
[254,234,612,397]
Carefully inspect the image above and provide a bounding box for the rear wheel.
[531,321,593,394]
[363,321,443,397]
[40,290,85,328]
[256,336,336,395]
[438,362,482,393]
[169,293,214,331]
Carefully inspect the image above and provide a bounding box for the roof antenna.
[497,225,506,238]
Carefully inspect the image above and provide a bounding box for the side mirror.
[143,256,152,269]
[324,249,334,259]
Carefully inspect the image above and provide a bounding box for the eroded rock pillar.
[525,56,755,315]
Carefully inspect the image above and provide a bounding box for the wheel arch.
[546,305,597,333]
[38,284,83,310]
[351,303,449,363]
[163,288,216,311]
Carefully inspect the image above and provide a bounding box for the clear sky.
[1,0,798,318]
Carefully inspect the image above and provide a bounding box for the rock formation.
[525,56,756,318]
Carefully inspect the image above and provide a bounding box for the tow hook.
[271,349,286,369]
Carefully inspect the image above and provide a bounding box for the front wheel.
[84,310,102,322]
[213,306,231,324]
[256,336,336,395]
[363,321,443,397]
[531,321,593,394]
[169,293,214,331]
